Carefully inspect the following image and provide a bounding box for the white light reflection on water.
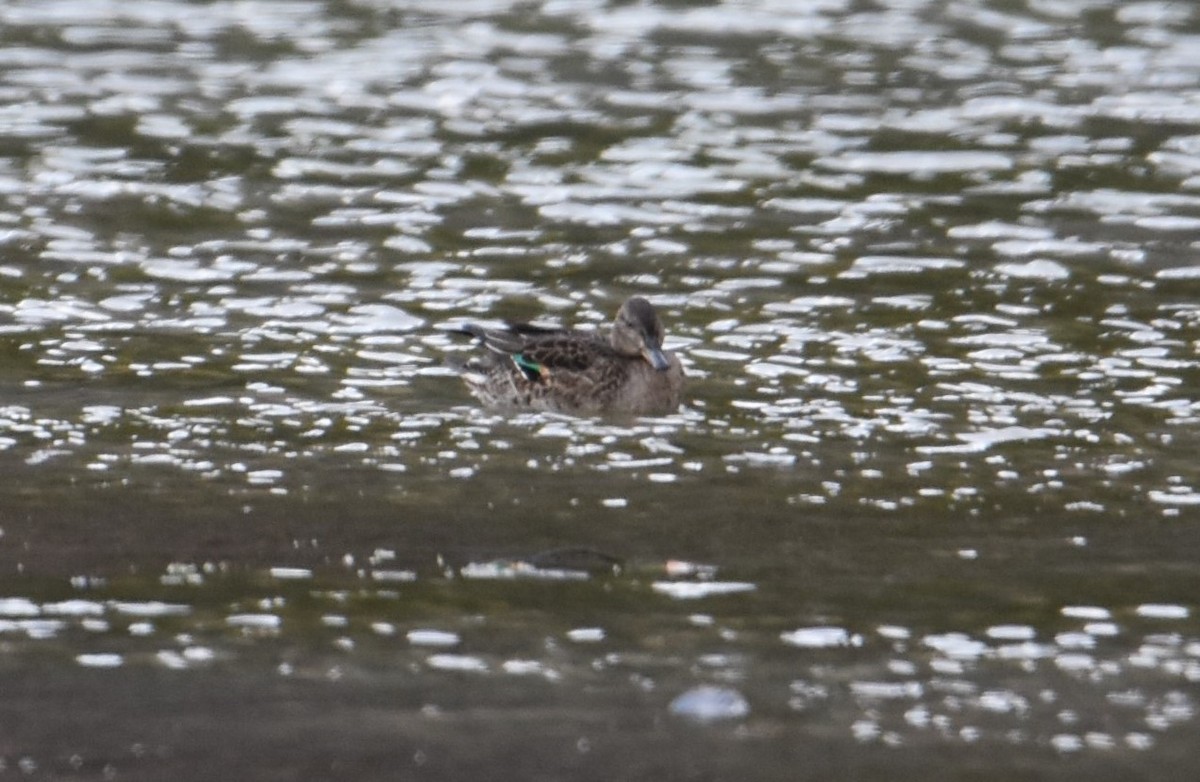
[0,559,1197,757]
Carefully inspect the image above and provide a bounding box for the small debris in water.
[669,685,750,722]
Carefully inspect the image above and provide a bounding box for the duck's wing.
[458,323,607,381]
[514,331,606,375]
[456,323,535,356]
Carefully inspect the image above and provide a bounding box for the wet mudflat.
[2,0,1200,779]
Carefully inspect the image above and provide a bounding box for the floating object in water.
[669,685,750,722]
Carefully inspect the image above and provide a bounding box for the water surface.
[2,0,1200,779]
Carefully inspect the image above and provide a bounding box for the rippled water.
[2,0,1200,778]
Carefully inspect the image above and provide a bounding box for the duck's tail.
[449,323,529,356]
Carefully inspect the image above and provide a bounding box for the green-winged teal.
[452,297,685,415]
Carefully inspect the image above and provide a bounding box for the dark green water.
[1,1,1199,779]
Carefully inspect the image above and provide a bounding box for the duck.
[451,297,685,415]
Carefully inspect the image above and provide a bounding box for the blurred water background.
[1,0,1200,778]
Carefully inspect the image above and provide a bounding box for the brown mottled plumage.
[451,297,685,415]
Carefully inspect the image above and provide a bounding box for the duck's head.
[610,297,671,371]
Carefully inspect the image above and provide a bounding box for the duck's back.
[460,326,682,415]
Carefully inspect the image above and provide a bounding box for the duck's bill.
[643,346,671,372]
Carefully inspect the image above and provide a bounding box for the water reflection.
[1,0,1199,776]
[1,562,1197,757]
